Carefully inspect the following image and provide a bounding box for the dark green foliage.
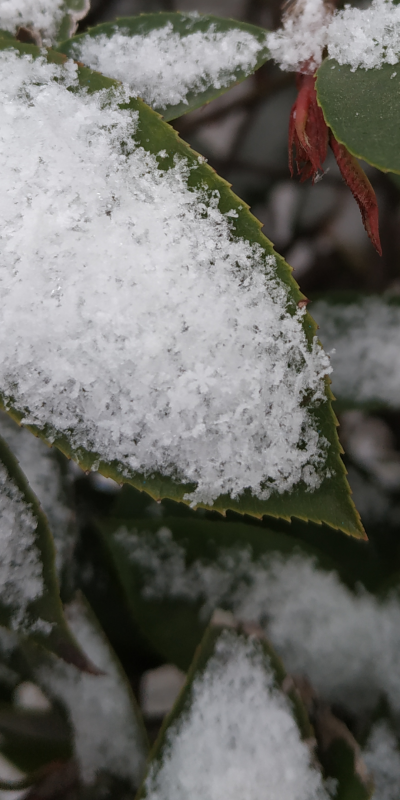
[316,59,400,174]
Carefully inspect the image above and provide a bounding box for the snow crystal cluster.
[70,23,268,112]
[115,525,400,717]
[267,0,400,72]
[327,0,400,71]
[0,459,43,630]
[313,298,400,409]
[144,630,329,800]
[266,0,331,74]
[0,0,65,43]
[0,413,75,576]
[0,48,331,506]
[36,598,147,785]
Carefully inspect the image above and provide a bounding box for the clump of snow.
[267,0,400,72]
[266,0,331,74]
[115,525,400,716]
[0,459,44,631]
[0,48,331,506]
[327,0,400,71]
[0,0,64,43]
[312,298,400,409]
[144,630,329,800]
[35,597,147,786]
[70,23,268,112]
[0,413,75,576]
[363,721,400,800]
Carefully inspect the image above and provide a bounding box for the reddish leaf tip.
[329,134,382,256]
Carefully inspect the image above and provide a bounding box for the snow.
[115,525,400,717]
[327,0,400,72]
[0,413,75,576]
[312,298,400,409]
[35,597,147,786]
[143,630,329,800]
[267,0,400,72]
[0,48,332,507]
[0,0,65,43]
[0,0,89,45]
[0,458,44,632]
[266,0,331,74]
[363,722,400,800]
[69,22,268,112]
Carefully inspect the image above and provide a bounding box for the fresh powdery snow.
[266,0,331,73]
[143,631,329,800]
[35,598,147,785]
[313,298,400,408]
[267,0,400,72]
[0,413,75,576]
[363,721,400,800]
[0,459,43,631]
[70,23,268,111]
[0,0,65,42]
[327,0,400,71]
[0,49,331,506]
[115,525,400,716]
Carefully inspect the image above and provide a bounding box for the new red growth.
[289,73,328,183]
[289,72,382,255]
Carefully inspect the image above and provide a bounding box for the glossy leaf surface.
[316,59,400,174]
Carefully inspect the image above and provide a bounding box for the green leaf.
[0,434,93,672]
[99,513,344,670]
[0,39,362,536]
[26,593,149,788]
[316,58,400,174]
[311,293,400,411]
[56,12,270,121]
[137,624,330,800]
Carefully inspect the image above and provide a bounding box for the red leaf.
[289,73,328,182]
[329,134,382,256]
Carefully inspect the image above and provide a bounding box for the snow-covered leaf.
[0,0,90,46]
[56,12,270,121]
[100,506,400,726]
[0,39,362,534]
[137,624,332,800]
[312,294,400,411]
[0,413,77,584]
[99,514,342,670]
[28,593,148,788]
[0,435,93,671]
[316,58,400,175]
